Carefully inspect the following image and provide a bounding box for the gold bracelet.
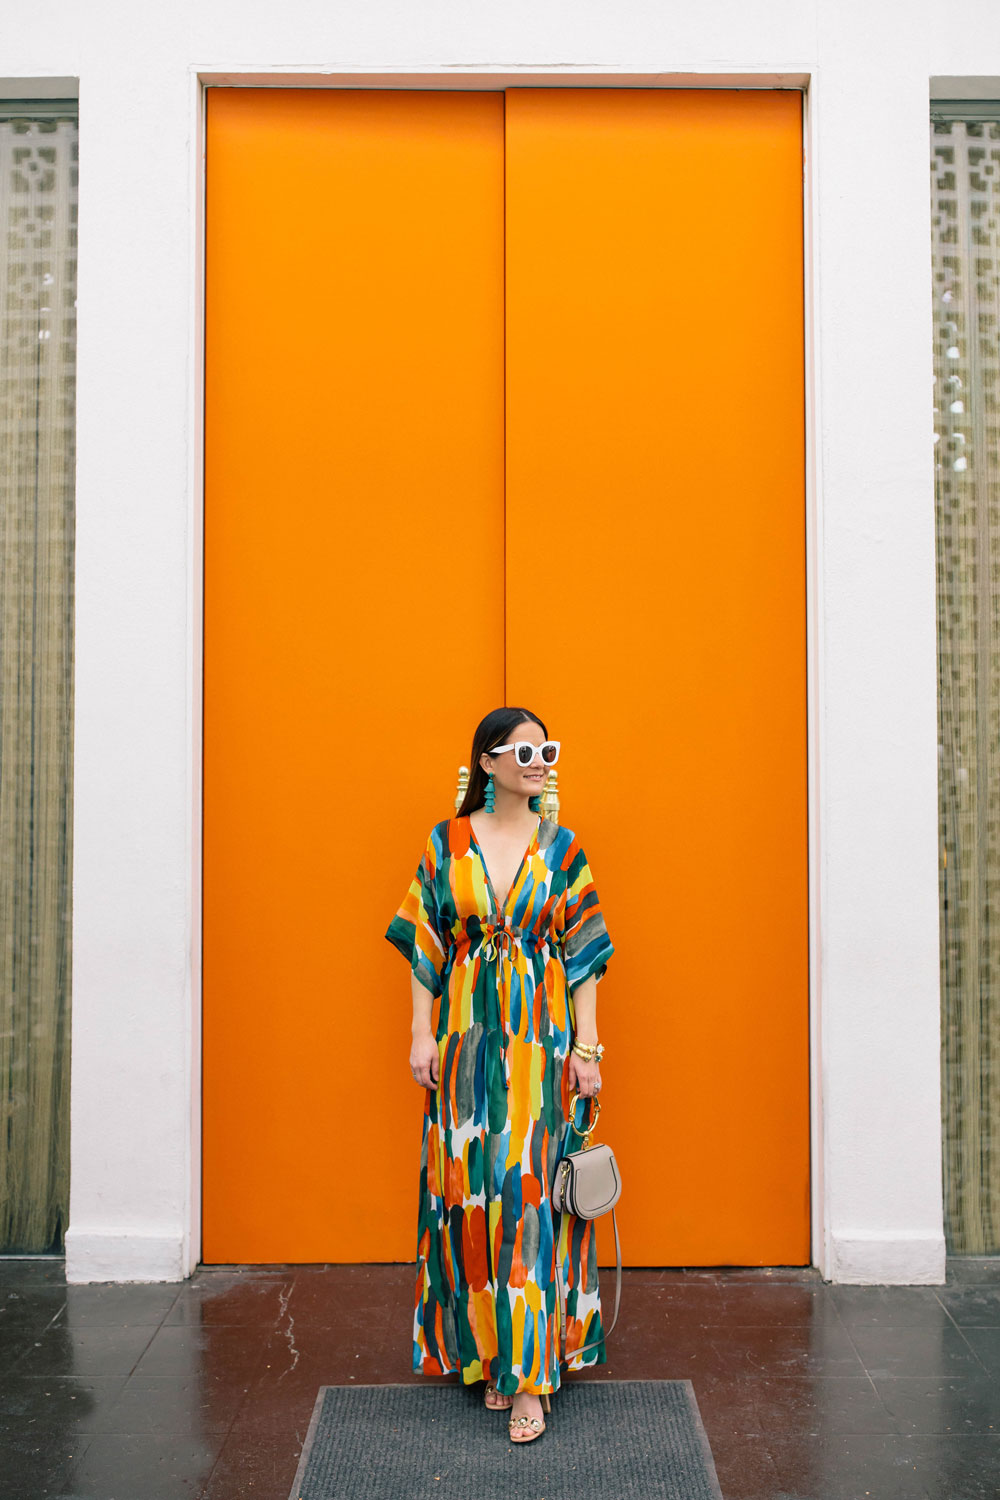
[572,1040,604,1063]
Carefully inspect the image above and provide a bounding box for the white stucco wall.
[5,0,991,1283]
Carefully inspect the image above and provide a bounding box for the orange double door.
[203,87,809,1266]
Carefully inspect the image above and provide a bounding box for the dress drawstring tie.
[482,919,515,964]
[476,920,552,1092]
[482,919,517,1090]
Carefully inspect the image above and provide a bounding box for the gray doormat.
[287,1380,725,1500]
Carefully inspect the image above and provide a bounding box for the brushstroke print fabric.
[385,813,614,1396]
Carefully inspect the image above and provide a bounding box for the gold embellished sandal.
[484,1381,513,1411]
[508,1391,551,1443]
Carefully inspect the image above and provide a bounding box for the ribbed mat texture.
[287,1380,724,1500]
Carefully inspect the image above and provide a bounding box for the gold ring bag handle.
[567,1090,601,1146]
[552,1092,622,1361]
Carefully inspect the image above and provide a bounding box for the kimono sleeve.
[384,831,448,1000]
[558,836,615,992]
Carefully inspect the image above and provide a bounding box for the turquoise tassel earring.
[528,793,542,814]
[484,771,496,812]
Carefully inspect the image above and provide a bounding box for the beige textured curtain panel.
[932,110,1000,1256]
[0,108,77,1253]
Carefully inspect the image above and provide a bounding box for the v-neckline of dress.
[466,814,541,918]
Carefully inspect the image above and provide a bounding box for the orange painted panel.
[203,89,505,1261]
[505,89,809,1263]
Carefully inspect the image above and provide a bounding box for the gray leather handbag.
[552,1093,622,1359]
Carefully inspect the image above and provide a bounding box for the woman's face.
[481,720,549,800]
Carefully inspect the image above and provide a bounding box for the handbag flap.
[560,1142,622,1218]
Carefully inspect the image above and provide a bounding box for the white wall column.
[810,24,947,1282]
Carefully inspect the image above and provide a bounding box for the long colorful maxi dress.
[385,812,615,1396]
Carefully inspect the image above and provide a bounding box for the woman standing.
[385,706,614,1444]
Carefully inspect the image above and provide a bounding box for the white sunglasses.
[489,740,560,767]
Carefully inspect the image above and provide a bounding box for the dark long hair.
[455,706,549,819]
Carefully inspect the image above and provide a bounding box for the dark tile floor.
[1,1256,998,1500]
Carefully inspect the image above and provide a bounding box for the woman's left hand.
[568,1050,602,1099]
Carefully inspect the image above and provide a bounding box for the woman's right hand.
[410,1030,439,1089]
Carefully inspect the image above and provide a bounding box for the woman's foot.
[484,1381,513,1411]
[508,1391,550,1443]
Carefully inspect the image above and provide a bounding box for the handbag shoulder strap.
[555,1205,621,1363]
